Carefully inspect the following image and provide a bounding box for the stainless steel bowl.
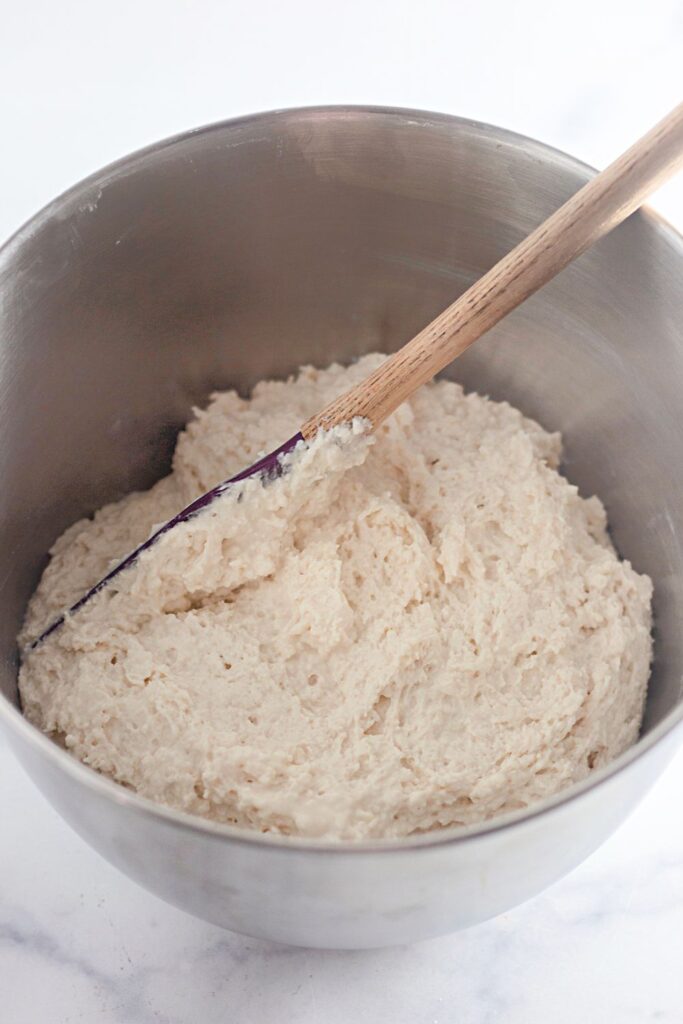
[1,107,682,949]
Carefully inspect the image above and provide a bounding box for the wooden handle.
[301,102,683,438]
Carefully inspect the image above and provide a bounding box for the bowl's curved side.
[2,107,683,946]
[4,703,678,947]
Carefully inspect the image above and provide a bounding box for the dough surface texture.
[19,355,653,839]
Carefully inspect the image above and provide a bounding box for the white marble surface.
[2,2,683,1021]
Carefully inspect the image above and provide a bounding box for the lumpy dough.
[19,355,653,839]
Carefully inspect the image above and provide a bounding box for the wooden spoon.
[303,101,683,436]
[31,101,683,648]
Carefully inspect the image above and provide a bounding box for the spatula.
[32,101,683,648]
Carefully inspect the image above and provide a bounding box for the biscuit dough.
[19,355,653,839]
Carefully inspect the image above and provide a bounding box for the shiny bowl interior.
[1,107,682,947]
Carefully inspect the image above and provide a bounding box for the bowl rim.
[2,103,683,854]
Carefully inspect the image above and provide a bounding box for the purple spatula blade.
[29,432,304,650]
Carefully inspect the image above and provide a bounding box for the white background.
[2,2,683,1022]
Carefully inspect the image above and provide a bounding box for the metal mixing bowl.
[1,107,682,949]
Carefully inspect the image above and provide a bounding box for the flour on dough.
[19,355,653,839]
